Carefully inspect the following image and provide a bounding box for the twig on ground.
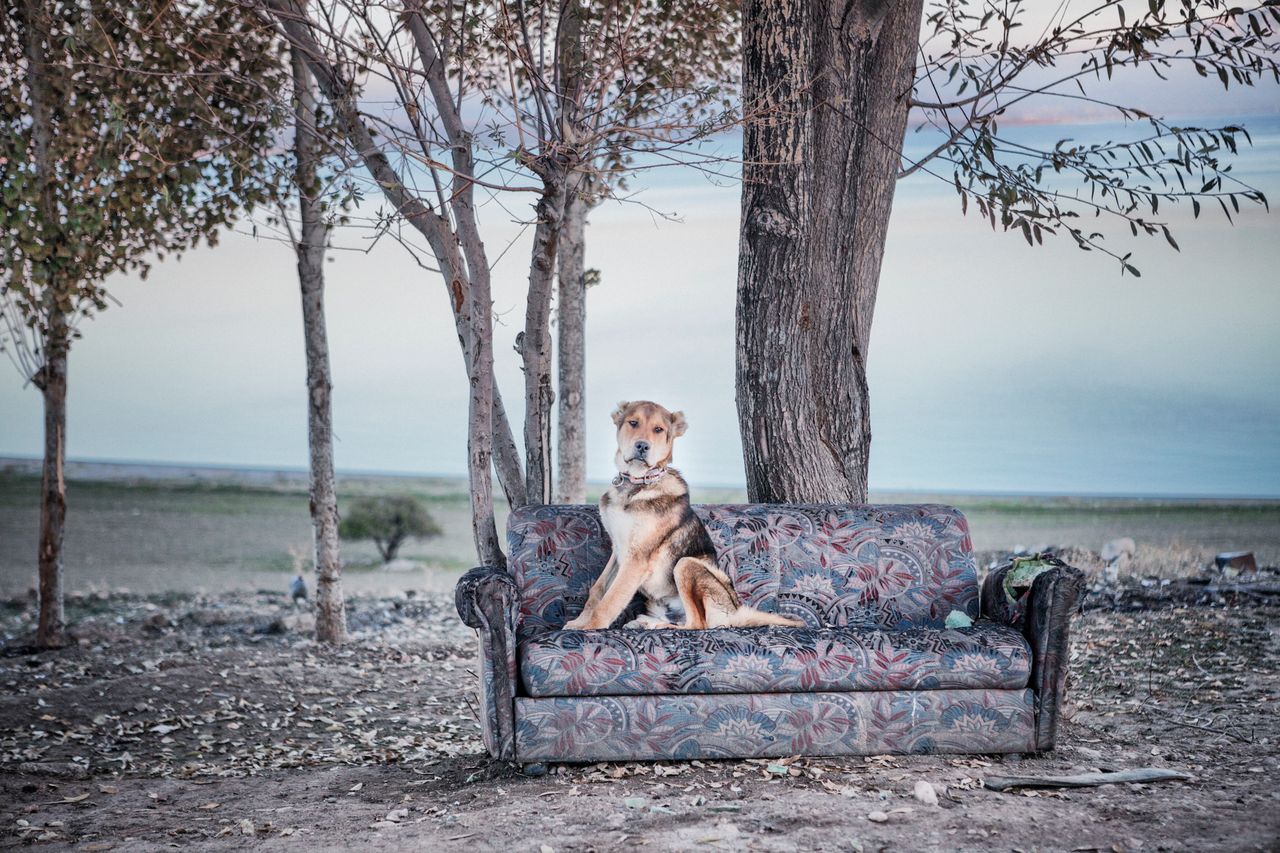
[984,768,1193,792]
[1141,708,1255,745]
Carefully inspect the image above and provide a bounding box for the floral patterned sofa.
[455,504,1084,764]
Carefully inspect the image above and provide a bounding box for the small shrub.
[338,496,442,563]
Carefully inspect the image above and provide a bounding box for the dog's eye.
[654,427,664,434]
[628,420,638,428]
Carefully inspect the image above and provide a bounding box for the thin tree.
[256,0,744,564]
[260,0,515,567]
[551,0,740,504]
[289,45,347,642]
[0,0,286,647]
[736,0,1277,504]
[338,496,442,564]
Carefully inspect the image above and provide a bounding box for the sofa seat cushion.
[519,621,1031,698]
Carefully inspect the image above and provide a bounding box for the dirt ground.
[2,586,1277,852]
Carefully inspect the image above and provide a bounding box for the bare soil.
[1,588,1277,852]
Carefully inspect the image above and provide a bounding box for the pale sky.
[2,36,1278,497]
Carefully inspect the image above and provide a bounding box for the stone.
[913,781,939,806]
[866,811,889,823]
[1214,551,1257,574]
[1101,538,1136,563]
[278,612,315,634]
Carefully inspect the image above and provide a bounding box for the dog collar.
[613,466,668,487]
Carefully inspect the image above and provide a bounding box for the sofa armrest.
[455,564,518,628]
[454,565,519,761]
[981,557,1086,751]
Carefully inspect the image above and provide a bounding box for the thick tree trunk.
[291,47,345,643]
[521,180,566,505]
[35,320,68,649]
[736,0,922,504]
[554,183,588,504]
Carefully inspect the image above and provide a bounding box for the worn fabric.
[979,555,1071,626]
[981,560,1086,750]
[507,503,980,638]
[455,565,519,761]
[458,505,1083,764]
[514,688,1037,762]
[519,621,1031,697]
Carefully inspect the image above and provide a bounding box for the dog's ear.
[669,410,688,437]
[611,401,632,426]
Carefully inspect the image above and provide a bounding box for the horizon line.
[2,455,1276,504]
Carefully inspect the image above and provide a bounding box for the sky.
[2,19,1279,497]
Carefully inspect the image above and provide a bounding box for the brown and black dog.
[563,400,802,631]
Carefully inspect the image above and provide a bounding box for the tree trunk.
[554,182,588,504]
[35,319,68,649]
[291,46,346,643]
[521,180,567,505]
[736,0,922,504]
[547,0,586,505]
[465,243,505,566]
[22,0,66,648]
[491,388,526,509]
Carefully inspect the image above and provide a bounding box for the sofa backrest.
[506,503,979,636]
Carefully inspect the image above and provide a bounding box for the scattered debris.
[1003,554,1061,602]
[984,768,1193,792]
[0,586,1274,849]
[1102,538,1137,564]
[1214,551,1257,575]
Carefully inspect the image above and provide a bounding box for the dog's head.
[611,400,687,475]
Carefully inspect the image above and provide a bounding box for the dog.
[563,400,803,631]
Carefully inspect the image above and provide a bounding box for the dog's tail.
[727,606,805,629]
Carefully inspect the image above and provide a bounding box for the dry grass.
[1056,541,1217,581]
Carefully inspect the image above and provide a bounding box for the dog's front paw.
[624,615,670,630]
[563,615,592,630]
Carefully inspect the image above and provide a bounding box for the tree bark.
[22,0,67,648]
[491,388,526,509]
[291,45,345,643]
[522,179,566,505]
[35,321,68,649]
[554,182,588,504]
[736,0,922,504]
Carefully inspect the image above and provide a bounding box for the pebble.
[913,780,939,806]
[867,810,889,823]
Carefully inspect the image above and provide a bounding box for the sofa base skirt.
[514,688,1037,762]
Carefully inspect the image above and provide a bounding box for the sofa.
[455,503,1084,764]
